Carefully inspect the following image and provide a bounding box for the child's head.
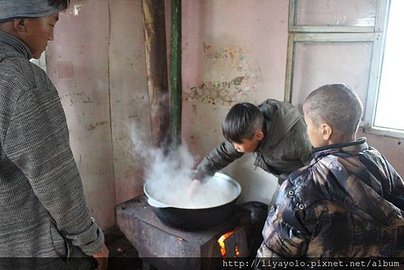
[0,1,70,22]
[0,0,70,59]
[222,102,265,153]
[303,84,363,147]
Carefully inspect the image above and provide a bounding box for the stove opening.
[217,226,248,258]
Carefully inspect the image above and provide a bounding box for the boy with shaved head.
[257,84,404,259]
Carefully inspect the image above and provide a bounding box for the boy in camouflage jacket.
[257,84,404,259]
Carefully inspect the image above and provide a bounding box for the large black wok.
[144,172,242,231]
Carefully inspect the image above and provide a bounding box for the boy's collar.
[0,31,32,59]
[312,137,368,159]
[255,122,267,152]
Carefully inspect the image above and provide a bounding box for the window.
[373,0,404,132]
[285,0,403,138]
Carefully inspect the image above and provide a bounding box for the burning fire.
[217,227,240,258]
[235,245,240,256]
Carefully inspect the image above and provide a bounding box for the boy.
[257,84,404,258]
[194,99,312,184]
[0,1,108,269]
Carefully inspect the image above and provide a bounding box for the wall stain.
[61,92,94,106]
[185,76,248,105]
[88,121,108,131]
[203,43,243,63]
[185,43,262,105]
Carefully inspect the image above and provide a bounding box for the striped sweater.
[0,31,104,258]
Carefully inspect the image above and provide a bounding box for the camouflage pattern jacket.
[257,138,404,258]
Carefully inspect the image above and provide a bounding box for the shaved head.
[303,84,363,137]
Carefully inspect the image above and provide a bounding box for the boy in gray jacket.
[195,99,312,184]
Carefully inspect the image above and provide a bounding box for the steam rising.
[129,126,238,208]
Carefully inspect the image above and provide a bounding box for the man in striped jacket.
[0,1,108,269]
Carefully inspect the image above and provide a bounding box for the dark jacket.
[196,99,312,179]
[257,138,404,258]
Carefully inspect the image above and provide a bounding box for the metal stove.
[116,195,267,270]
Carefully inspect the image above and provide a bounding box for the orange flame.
[217,227,239,258]
[235,245,240,256]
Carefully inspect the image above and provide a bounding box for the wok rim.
[143,172,242,210]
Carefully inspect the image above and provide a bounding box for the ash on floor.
[105,227,142,270]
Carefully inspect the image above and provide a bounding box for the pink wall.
[182,0,289,156]
[108,0,151,205]
[181,0,290,203]
[47,0,115,229]
[180,0,404,202]
[47,0,150,229]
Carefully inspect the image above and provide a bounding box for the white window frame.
[285,0,402,138]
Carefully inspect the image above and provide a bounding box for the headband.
[0,0,59,21]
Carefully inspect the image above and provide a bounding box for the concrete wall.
[47,0,150,229]
[47,0,115,229]
[181,0,404,205]
[181,0,290,204]
[46,0,404,229]
[108,0,151,206]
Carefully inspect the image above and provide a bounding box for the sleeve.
[258,182,311,258]
[3,86,104,255]
[196,140,243,176]
[293,120,313,166]
[266,134,312,176]
[384,159,404,210]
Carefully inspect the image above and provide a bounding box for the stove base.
[116,195,267,270]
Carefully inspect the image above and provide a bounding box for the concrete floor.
[105,227,142,270]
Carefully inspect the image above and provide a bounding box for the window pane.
[374,0,404,131]
[295,0,377,27]
[291,41,372,116]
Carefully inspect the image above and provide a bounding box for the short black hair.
[222,102,264,144]
[304,84,363,136]
[48,0,71,11]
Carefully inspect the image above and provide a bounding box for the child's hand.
[192,170,207,182]
[188,179,202,198]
